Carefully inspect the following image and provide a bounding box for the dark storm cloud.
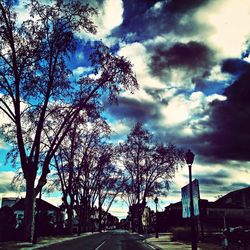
[222,58,250,76]
[195,169,231,180]
[198,178,224,186]
[197,63,250,161]
[192,170,230,187]
[221,182,250,193]
[122,0,157,21]
[168,169,235,200]
[212,169,231,179]
[165,0,210,13]
[148,41,214,78]
[107,96,160,123]
[101,0,250,166]
[111,0,211,42]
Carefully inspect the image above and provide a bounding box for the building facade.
[163,186,250,231]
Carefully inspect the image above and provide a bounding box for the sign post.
[181,179,200,218]
[181,179,200,250]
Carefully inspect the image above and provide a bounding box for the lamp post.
[154,197,159,238]
[185,149,197,250]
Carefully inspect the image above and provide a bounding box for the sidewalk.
[144,233,222,250]
[0,232,98,250]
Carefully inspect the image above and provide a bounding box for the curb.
[19,232,100,250]
[143,239,163,250]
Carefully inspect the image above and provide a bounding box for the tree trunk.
[98,196,102,232]
[23,178,36,242]
[137,210,143,234]
[66,207,74,235]
[82,207,87,232]
[131,218,135,232]
[77,203,81,236]
[82,198,88,232]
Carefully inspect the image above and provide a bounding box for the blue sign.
[181,179,200,218]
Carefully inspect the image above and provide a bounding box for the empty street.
[37,230,154,250]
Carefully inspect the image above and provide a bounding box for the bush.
[171,227,192,242]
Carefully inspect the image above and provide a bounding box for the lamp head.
[154,197,158,204]
[185,149,195,165]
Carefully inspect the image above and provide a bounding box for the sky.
[1,0,250,218]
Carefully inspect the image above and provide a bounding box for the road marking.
[143,241,157,250]
[147,245,156,250]
[95,240,106,250]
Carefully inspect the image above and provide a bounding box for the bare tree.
[0,0,137,241]
[52,117,109,234]
[119,123,184,233]
[90,147,125,232]
[51,117,124,233]
[53,125,80,235]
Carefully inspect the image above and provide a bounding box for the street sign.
[181,179,200,218]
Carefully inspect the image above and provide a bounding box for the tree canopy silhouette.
[0,0,137,241]
[119,122,184,232]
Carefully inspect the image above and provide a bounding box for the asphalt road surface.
[38,230,154,250]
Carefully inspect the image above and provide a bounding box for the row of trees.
[0,0,137,241]
[0,0,184,241]
[52,117,123,234]
[48,121,185,235]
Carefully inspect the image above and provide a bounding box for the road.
[38,230,154,250]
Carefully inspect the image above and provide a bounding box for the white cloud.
[102,0,123,32]
[195,0,250,58]
[0,94,15,126]
[72,67,85,76]
[181,126,194,137]
[107,206,128,218]
[0,171,15,184]
[206,93,227,103]
[160,92,206,127]
[83,0,124,40]
[190,92,205,110]
[120,88,155,104]
[42,196,62,207]
[207,65,232,82]
[167,160,250,205]
[0,139,8,149]
[0,171,24,206]
[118,42,165,90]
[161,95,190,126]
[168,69,196,90]
[244,54,250,63]
[159,91,227,137]
[13,0,32,24]
[110,120,130,135]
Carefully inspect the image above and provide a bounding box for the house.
[205,187,250,228]
[163,186,250,230]
[119,217,130,230]
[10,198,63,228]
[215,186,250,208]
[106,212,119,229]
[1,197,20,208]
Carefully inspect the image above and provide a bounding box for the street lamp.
[154,197,159,238]
[185,149,197,250]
